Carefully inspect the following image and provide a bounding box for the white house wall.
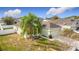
[0,25,17,35]
[42,28,61,37]
[42,29,49,37]
[0,29,16,35]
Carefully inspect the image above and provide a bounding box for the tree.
[51,16,60,20]
[20,13,42,39]
[51,16,60,23]
[2,17,15,25]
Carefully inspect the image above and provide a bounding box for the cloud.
[4,9,21,18]
[46,7,74,15]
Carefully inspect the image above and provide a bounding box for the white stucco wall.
[0,29,16,35]
[42,29,50,37]
[42,28,61,37]
[0,25,17,35]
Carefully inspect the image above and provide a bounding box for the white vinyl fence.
[0,25,17,35]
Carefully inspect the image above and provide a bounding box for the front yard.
[0,34,70,51]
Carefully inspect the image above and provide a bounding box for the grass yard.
[0,34,70,51]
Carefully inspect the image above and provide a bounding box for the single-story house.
[41,19,79,38]
[41,20,61,38]
[57,19,79,33]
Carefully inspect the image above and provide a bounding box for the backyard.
[0,34,70,51]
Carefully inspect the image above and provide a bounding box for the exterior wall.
[0,25,17,35]
[42,20,51,37]
[42,20,61,37]
[42,28,61,37]
[0,29,16,35]
[42,29,50,37]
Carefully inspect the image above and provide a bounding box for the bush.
[2,17,15,25]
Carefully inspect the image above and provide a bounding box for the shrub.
[2,17,15,25]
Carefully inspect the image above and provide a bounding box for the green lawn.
[0,34,70,51]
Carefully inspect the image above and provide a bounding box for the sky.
[0,7,79,18]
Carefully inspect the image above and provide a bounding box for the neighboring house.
[41,20,61,38]
[57,19,79,33]
[0,18,18,35]
[41,19,79,38]
[0,24,17,35]
[57,19,73,30]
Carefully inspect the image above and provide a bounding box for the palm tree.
[20,13,42,39]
